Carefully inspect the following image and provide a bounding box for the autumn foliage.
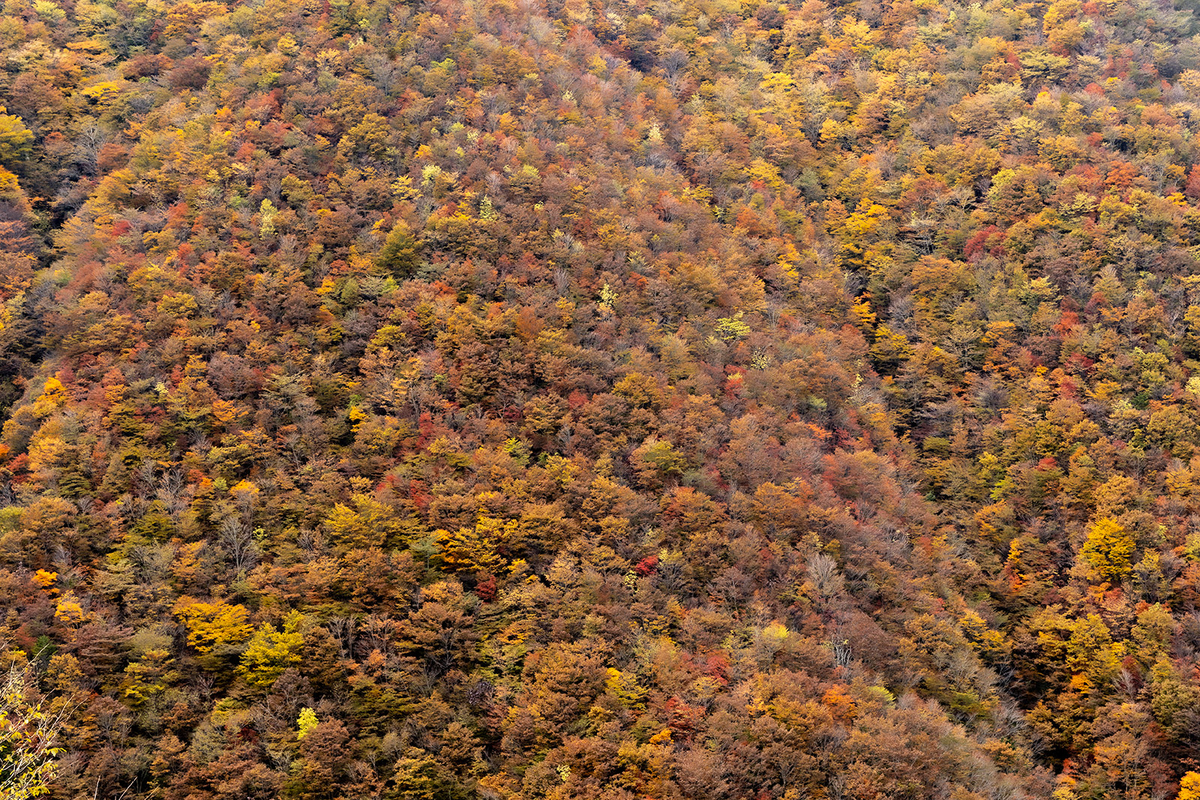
[0,0,1199,797]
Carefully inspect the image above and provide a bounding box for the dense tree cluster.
[0,0,1199,796]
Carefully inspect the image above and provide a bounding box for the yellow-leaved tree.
[173,598,254,669]
[436,516,515,576]
[238,611,305,688]
[0,108,32,166]
[1080,517,1135,582]
[324,493,413,549]
[1,661,65,799]
[1179,773,1200,800]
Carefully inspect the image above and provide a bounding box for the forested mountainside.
[2,0,1200,796]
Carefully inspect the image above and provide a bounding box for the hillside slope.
[1,0,1199,797]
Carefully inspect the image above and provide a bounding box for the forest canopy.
[1,0,1200,797]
